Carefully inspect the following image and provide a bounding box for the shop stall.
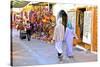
[20,2,56,43]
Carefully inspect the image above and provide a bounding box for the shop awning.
[11,1,30,8]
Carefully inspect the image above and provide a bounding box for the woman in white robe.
[53,18,64,58]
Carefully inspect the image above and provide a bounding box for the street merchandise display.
[12,5,56,43]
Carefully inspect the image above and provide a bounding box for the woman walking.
[65,19,78,58]
[53,18,64,60]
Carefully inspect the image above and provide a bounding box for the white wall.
[52,3,76,25]
[52,3,75,18]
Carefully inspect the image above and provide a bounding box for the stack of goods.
[25,6,56,43]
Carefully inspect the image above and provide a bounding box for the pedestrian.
[26,21,32,41]
[53,18,64,59]
[65,19,78,58]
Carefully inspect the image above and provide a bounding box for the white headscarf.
[56,17,62,25]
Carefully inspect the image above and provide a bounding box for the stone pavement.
[12,29,97,66]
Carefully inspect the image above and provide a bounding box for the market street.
[12,29,97,66]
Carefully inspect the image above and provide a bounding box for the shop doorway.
[59,10,67,30]
[77,8,86,40]
[76,8,88,48]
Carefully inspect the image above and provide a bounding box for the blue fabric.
[67,20,73,29]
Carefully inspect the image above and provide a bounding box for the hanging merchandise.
[20,3,56,43]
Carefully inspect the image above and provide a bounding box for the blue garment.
[67,20,73,29]
[65,20,75,56]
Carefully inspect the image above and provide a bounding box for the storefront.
[52,4,97,53]
[75,6,97,52]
